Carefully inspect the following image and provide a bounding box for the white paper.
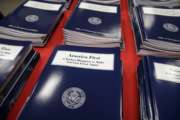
[79,2,117,13]
[24,1,62,11]
[51,50,115,71]
[0,44,23,60]
[154,62,180,83]
[143,7,180,17]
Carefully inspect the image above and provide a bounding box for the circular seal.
[88,17,102,25]
[62,87,86,109]
[25,15,39,23]
[163,23,179,32]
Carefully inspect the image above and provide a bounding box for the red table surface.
[7,0,140,120]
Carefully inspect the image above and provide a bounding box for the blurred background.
[0,0,26,16]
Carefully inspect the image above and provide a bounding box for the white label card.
[0,44,23,60]
[143,7,180,17]
[154,62,180,83]
[24,1,62,11]
[79,2,117,13]
[51,51,115,71]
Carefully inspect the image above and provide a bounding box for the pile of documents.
[0,39,39,119]
[0,0,67,46]
[18,45,122,120]
[64,0,122,48]
[129,0,180,56]
[138,56,180,120]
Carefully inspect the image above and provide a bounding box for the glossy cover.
[0,39,32,91]
[138,61,148,120]
[129,6,142,53]
[145,56,180,120]
[130,4,180,56]
[18,45,122,120]
[0,0,65,34]
[0,50,39,119]
[65,1,120,39]
[139,58,155,120]
[138,6,180,44]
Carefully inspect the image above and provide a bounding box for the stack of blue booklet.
[17,45,122,120]
[0,0,68,47]
[129,0,180,56]
[64,0,122,48]
[0,39,39,119]
[138,56,180,120]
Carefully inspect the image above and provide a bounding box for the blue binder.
[18,45,122,120]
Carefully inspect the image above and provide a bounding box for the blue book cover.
[65,1,120,39]
[0,39,32,90]
[0,0,65,34]
[130,7,143,53]
[0,49,39,119]
[138,6,180,44]
[0,39,35,118]
[18,45,122,120]
[138,58,155,120]
[138,61,148,120]
[144,56,180,120]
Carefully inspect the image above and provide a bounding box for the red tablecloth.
[7,0,140,120]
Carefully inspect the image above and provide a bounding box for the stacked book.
[64,0,122,48]
[138,56,180,120]
[129,0,180,56]
[0,39,39,119]
[0,0,67,47]
[17,45,122,120]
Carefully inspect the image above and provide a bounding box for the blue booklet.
[138,58,155,120]
[0,40,32,89]
[0,49,39,119]
[0,0,66,46]
[0,39,39,119]
[18,45,122,120]
[64,1,121,48]
[138,6,180,44]
[65,1,120,38]
[129,3,180,56]
[139,56,180,120]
